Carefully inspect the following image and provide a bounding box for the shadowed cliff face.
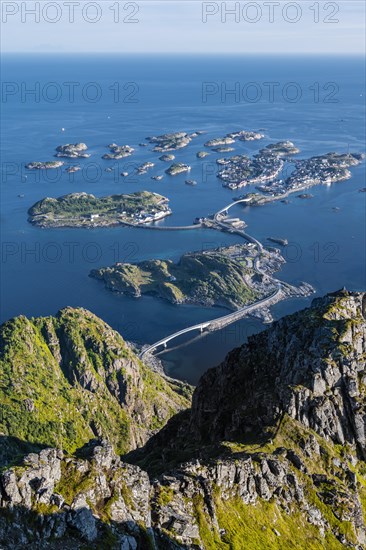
[1,291,366,549]
[190,290,366,456]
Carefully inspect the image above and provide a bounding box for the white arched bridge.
[139,288,281,359]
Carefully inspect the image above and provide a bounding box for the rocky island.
[267,236,288,246]
[213,146,235,153]
[90,245,275,309]
[205,130,264,148]
[28,191,172,228]
[137,161,154,174]
[102,143,134,160]
[0,290,366,549]
[55,143,90,159]
[25,160,64,170]
[65,166,81,173]
[218,151,284,189]
[146,131,195,152]
[248,152,364,202]
[217,141,301,190]
[165,162,191,176]
[228,129,264,141]
[159,154,175,162]
[205,136,235,148]
[261,140,300,156]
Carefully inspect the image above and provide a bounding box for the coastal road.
[120,220,202,230]
[139,197,304,360]
[139,198,279,360]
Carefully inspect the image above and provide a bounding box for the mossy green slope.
[28,191,165,219]
[91,248,258,309]
[0,307,192,459]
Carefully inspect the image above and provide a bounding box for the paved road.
[139,199,283,359]
[121,220,202,231]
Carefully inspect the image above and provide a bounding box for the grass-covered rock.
[0,307,192,460]
[90,246,259,310]
[28,191,170,228]
[1,290,366,549]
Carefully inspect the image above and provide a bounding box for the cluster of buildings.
[132,208,172,224]
[256,153,363,197]
[218,153,284,190]
[285,157,354,190]
[221,217,247,229]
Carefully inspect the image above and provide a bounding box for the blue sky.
[1,1,365,54]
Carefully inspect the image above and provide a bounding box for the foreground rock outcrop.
[0,290,365,549]
[190,289,366,452]
[0,307,192,459]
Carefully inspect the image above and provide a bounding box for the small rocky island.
[55,143,90,158]
[159,154,175,162]
[261,140,300,156]
[25,160,64,170]
[204,136,235,148]
[146,132,196,152]
[165,163,191,176]
[197,151,209,158]
[28,191,171,228]
[90,245,270,309]
[205,130,264,148]
[102,143,134,160]
[228,130,264,141]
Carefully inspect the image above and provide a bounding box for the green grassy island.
[28,191,172,228]
[90,245,260,309]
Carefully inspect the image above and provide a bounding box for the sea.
[1,53,365,384]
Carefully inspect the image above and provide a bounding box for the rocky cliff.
[190,289,366,452]
[0,307,192,460]
[0,290,365,549]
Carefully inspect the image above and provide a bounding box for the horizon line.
[1,51,365,56]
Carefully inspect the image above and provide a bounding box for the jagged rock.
[120,535,138,550]
[0,308,192,457]
[0,291,365,549]
[50,493,64,508]
[68,506,98,542]
[0,470,22,506]
[190,291,366,457]
[92,440,117,470]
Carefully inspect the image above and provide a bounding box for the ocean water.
[1,54,365,383]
